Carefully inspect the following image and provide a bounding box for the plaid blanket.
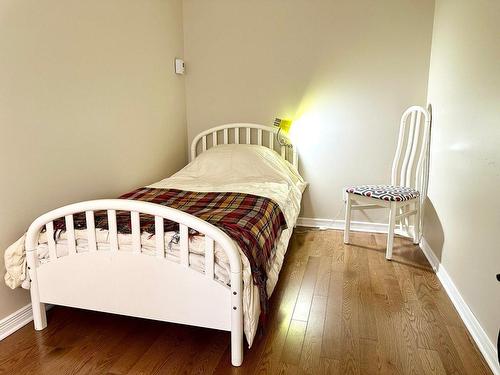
[54,188,287,314]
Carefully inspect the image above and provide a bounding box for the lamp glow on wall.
[273,118,293,146]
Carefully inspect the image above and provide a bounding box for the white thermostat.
[175,58,185,75]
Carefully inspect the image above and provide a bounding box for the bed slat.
[269,132,274,149]
[257,129,262,145]
[180,224,189,266]
[155,216,164,258]
[235,128,240,144]
[205,237,214,279]
[131,211,141,253]
[202,136,207,151]
[224,128,228,144]
[213,131,218,146]
[246,128,251,144]
[107,210,118,251]
[65,215,76,255]
[85,211,97,252]
[45,221,57,260]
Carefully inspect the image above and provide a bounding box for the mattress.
[4,144,306,347]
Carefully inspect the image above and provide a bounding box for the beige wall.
[183,0,435,221]
[425,0,500,346]
[0,0,186,319]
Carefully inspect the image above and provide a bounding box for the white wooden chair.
[343,105,431,260]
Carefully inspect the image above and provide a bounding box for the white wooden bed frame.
[26,123,298,367]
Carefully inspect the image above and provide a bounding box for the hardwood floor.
[0,229,492,374]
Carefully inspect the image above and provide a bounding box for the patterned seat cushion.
[346,185,420,202]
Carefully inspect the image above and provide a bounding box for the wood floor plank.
[360,338,379,375]
[339,248,361,375]
[281,320,307,365]
[320,264,343,359]
[418,348,447,375]
[447,325,492,375]
[292,257,321,321]
[357,246,377,341]
[299,295,327,374]
[0,229,492,375]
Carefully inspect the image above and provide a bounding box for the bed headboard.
[190,123,298,168]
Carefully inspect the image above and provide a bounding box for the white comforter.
[3,144,306,346]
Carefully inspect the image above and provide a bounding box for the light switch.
[175,58,185,75]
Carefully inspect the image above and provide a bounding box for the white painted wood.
[213,131,218,146]
[344,194,352,244]
[45,222,57,260]
[223,128,229,144]
[230,269,243,366]
[107,210,118,252]
[413,201,420,244]
[345,106,431,260]
[36,252,233,331]
[190,123,298,169]
[25,199,244,366]
[292,146,298,167]
[395,208,417,220]
[131,211,141,253]
[350,204,383,210]
[65,215,76,255]
[205,237,214,279]
[26,251,47,331]
[406,111,422,187]
[180,224,189,266]
[85,211,97,252]
[386,202,397,260]
[155,216,164,258]
[399,110,416,187]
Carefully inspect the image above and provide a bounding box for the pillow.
[174,144,305,188]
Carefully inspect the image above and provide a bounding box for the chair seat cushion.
[346,185,420,202]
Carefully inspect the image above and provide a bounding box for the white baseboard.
[0,303,52,341]
[296,217,411,237]
[0,303,34,341]
[297,217,389,233]
[420,239,499,375]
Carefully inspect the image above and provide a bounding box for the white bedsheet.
[3,144,306,346]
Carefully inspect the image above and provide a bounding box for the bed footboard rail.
[25,199,244,366]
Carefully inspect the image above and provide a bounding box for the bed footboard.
[25,199,244,366]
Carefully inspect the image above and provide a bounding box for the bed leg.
[27,251,47,331]
[230,272,243,366]
[32,302,47,330]
[231,325,243,366]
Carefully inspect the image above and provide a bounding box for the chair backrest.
[391,106,431,199]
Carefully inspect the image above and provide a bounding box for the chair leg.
[413,200,420,244]
[386,202,397,260]
[344,194,352,244]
